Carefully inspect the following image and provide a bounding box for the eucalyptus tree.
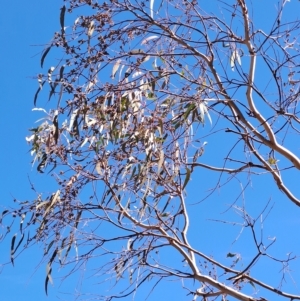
[3,0,300,300]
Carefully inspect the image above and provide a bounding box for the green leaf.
[182,168,191,190]
[183,103,196,120]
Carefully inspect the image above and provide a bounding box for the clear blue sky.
[1,1,300,301]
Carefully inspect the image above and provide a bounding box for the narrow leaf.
[47,67,55,83]
[150,0,154,18]
[44,240,55,255]
[69,109,78,132]
[141,35,158,45]
[0,210,9,223]
[157,149,164,175]
[45,264,53,295]
[59,65,65,80]
[10,234,17,266]
[41,46,51,68]
[112,59,121,79]
[96,161,103,175]
[34,81,45,106]
[87,21,95,37]
[235,50,241,66]
[13,233,24,255]
[20,213,26,233]
[53,114,59,145]
[182,168,191,189]
[60,5,66,33]
[230,51,235,71]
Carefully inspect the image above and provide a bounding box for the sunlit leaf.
[230,51,235,71]
[235,50,241,66]
[157,149,164,175]
[141,35,158,45]
[20,213,26,233]
[45,263,53,295]
[112,59,121,79]
[47,67,55,83]
[150,0,154,18]
[87,21,95,37]
[183,168,191,189]
[268,157,278,165]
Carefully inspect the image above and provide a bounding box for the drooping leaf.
[249,280,256,289]
[10,233,17,266]
[87,21,95,37]
[183,103,196,120]
[235,50,242,66]
[0,210,9,223]
[37,153,47,173]
[45,263,53,295]
[60,5,66,33]
[74,211,82,229]
[150,0,154,18]
[53,114,59,145]
[112,59,121,79]
[41,46,51,68]
[43,190,60,218]
[157,149,164,175]
[59,65,65,80]
[69,109,78,132]
[230,51,235,71]
[48,82,58,102]
[47,67,55,83]
[13,233,24,256]
[182,168,191,189]
[74,240,78,261]
[44,240,55,255]
[45,249,57,295]
[34,81,45,106]
[20,213,26,233]
[198,102,212,125]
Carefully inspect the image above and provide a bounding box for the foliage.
[2,0,300,300]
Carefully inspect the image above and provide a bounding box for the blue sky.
[1,1,300,301]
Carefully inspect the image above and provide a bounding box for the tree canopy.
[2,0,300,300]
